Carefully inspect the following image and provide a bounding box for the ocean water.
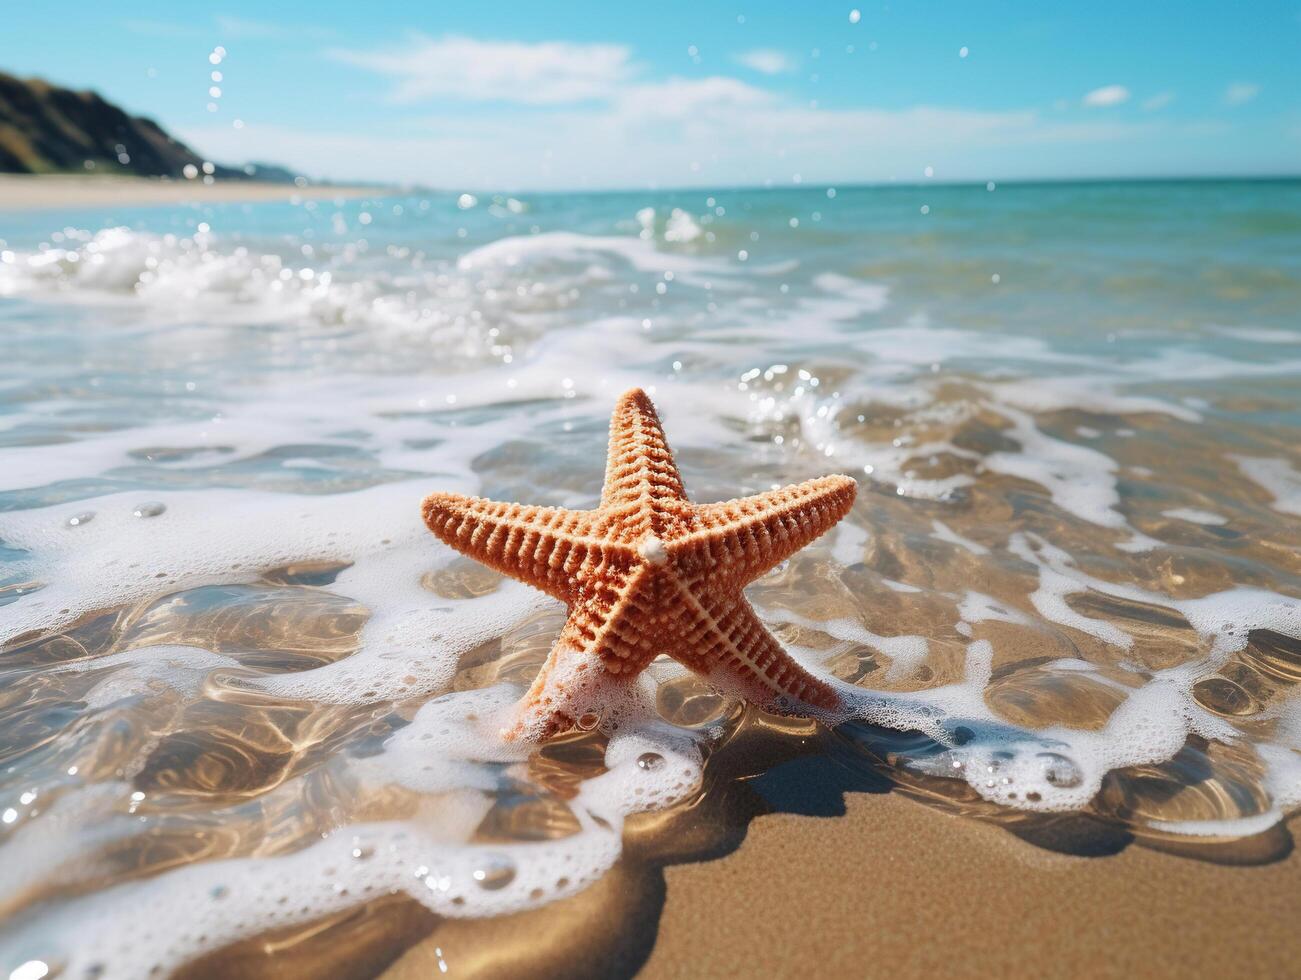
[0,179,1300,977]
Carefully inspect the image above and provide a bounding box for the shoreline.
[380,791,1301,979]
[4,174,1296,214]
[376,721,1301,979]
[0,174,382,211]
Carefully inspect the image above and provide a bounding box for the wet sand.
[0,174,378,210]
[643,795,1300,979]
[371,717,1301,980]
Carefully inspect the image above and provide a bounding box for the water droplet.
[576,711,600,731]
[424,873,451,892]
[65,511,95,528]
[132,501,166,518]
[8,960,53,980]
[636,752,664,771]
[351,845,375,860]
[472,854,516,890]
[1038,752,1083,788]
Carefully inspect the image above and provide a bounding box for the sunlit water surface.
[1,180,1300,978]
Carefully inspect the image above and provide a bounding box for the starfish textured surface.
[421,388,857,739]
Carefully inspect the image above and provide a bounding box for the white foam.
[1209,325,1301,345]
[664,208,703,244]
[757,602,929,680]
[1233,456,1301,516]
[830,520,870,566]
[1011,531,1301,652]
[0,483,559,706]
[1147,811,1286,837]
[456,230,726,287]
[1162,507,1228,526]
[882,578,923,593]
[984,377,1201,423]
[809,273,891,317]
[958,591,1032,626]
[985,407,1127,529]
[0,684,704,979]
[56,645,239,709]
[861,439,978,502]
[930,520,989,556]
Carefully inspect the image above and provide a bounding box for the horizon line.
[374,172,1301,197]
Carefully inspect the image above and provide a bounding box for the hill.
[0,71,271,180]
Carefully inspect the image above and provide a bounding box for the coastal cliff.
[0,70,252,179]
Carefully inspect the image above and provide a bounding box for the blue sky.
[3,1,1298,189]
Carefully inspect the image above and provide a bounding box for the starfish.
[421,388,857,739]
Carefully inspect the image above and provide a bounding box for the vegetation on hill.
[0,71,290,181]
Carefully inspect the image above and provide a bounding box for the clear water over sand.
[0,179,1299,976]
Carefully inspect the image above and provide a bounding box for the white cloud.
[1223,82,1260,106]
[735,49,796,75]
[1083,85,1130,108]
[189,34,1257,190]
[184,97,1158,192]
[614,76,773,119]
[327,34,633,105]
[1141,91,1175,111]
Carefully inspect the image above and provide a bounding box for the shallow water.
[1,179,1300,977]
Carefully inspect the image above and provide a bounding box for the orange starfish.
[421,388,856,739]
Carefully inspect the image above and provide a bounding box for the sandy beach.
[0,174,379,210]
[384,771,1301,980]
[371,718,1301,979]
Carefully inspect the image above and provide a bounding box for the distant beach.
[0,174,377,211]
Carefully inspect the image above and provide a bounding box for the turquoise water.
[0,179,1299,976]
[4,179,1299,410]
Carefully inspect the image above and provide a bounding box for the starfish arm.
[506,568,660,739]
[601,388,689,508]
[665,585,840,710]
[421,492,631,602]
[674,474,857,584]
